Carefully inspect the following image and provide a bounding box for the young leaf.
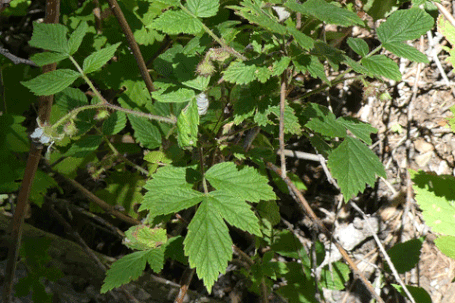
[285,0,363,27]
[210,190,261,236]
[186,0,219,18]
[29,22,69,54]
[361,55,402,81]
[377,8,434,44]
[328,137,386,201]
[30,52,69,67]
[146,247,166,273]
[205,162,276,202]
[102,111,127,135]
[223,61,257,84]
[82,42,121,74]
[128,114,162,149]
[435,236,455,260]
[382,42,429,63]
[184,198,233,292]
[347,37,369,57]
[21,69,80,96]
[177,99,199,148]
[101,250,149,293]
[152,10,203,35]
[124,226,168,251]
[68,21,88,55]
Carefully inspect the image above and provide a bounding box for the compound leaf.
[187,0,219,18]
[83,42,121,74]
[287,26,314,50]
[377,8,434,44]
[29,22,69,53]
[21,69,80,96]
[337,117,377,145]
[347,37,369,57]
[205,162,276,202]
[152,10,203,35]
[328,137,386,200]
[184,198,233,293]
[361,55,402,81]
[304,103,346,138]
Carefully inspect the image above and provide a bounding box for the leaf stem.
[68,56,106,104]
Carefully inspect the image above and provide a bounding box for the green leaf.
[287,26,314,50]
[102,111,127,135]
[140,165,202,212]
[382,42,429,63]
[328,137,386,200]
[187,0,219,18]
[320,262,350,290]
[128,114,162,149]
[68,21,88,55]
[21,69,80,96]
[377,8,434,44]
[184,199,233,292]
[392,285,432,303]
[337,117,377,145]
[146,247,166,272]
[124,225,167,251]
[285,0,363,27]
[65,135,103,158]
[386,238,423,273]
[271,230,305,259]
[267,105,302,135]
[438,14,455,46]
[101,250,149,293]
[30,52,69,67]
[223,61,257,85]
[29,22,69,53]
[205,162,276,202]
[304,103,346,138]
[152,10,203,35]
[155,0,180,6]
[83,42,121,74]
[411,170,455,236]
[210,190,261,236]
[152,87,195,103]
[435,236,455,260]
[257,200,280,226]
[292,55,329,84]
[361,55,402,81]
[182,76,210,91]
[177,99,199,148]
[272,56,291,76]
[347,37,369,57]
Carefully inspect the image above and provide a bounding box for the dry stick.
[2,1,60,302]
[105,0,154,93]
[0,46,37,66]
[265,162,385,303]
[349,202,416,303]
[279,73,287,178]
[434,1,455,27]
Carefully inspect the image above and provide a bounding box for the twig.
[174,268,195,303]
[0,46,37,66]
[427,30,450,85]
[434,1,455,27]
[105,0,154,93]
[3,1,60,302]
[265,162,385,303]
[350,202,416,303]
[279,73,287,178]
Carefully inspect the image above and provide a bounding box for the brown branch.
[105,0,154,93]
[3,1,60,302]
[174,268,195,303]
[265,162,385,303]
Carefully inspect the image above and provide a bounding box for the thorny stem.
[69,56,106,104]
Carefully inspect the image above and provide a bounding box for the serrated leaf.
[187,0,219,18]
[287,26,314,50]
[30,52,69,67]
[337,117,377,145]
[257,200,280,226]
[21,69,80,96]
[182,76,210,91]
[101,250,149,293]
[146,247,165,272]
[68,21,88,55]
[411,170,455,236]
[155,0,180,6]
[343,55,370,75]
[377,8,434,44]
[347,37,369,57]
[210,190,261,235]
[386,238,423,273]
[268,105,302,135]
[102,111,127,135]
[152,87,195,103]
[184,199,233,292]
[223,61,257,84]
[383,42,429,63]
[177,98,199,148]
[328,137,386,200]
[272,56,291,76]
[435,236,455,260]
[292,55,329,84]
[285,0,363,27]
[128,114,162,149]
[361,55,402,81]
[392,285,432,303]
[304,103,346,138]
[55,87,88,111]
[65,135,103,157]
[124,226,168,251]
[29,22,69,53]
[271,230,305,259]
[438,14,455,46]
[83,42,121,74]
[205,162,276,202]
[152,10,203,35]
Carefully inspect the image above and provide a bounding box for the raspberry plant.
[1,0,446,301]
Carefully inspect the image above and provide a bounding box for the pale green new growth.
[177,98,199,148]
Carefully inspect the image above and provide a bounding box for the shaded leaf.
[21,69,80,96]
[83,42,121,74]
